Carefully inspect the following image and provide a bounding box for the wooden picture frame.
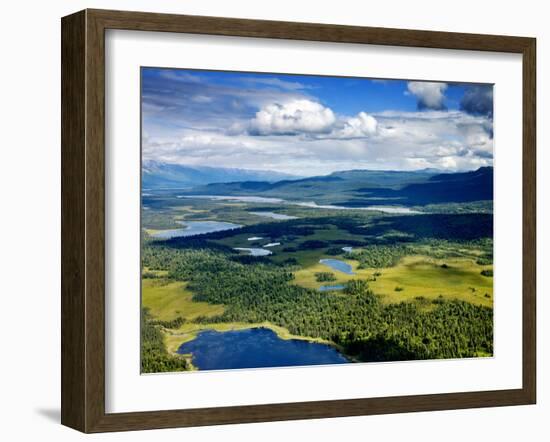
[61,8,536,433]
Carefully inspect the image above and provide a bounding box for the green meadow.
[293,255,493,307]
[141,278,225,322]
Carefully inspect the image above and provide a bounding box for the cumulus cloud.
[249,99,336,135]
[407,81,448,110]
[247,99,378,139]
[460,85,493,117]
[144,109,493,175]
[335,112,378,138]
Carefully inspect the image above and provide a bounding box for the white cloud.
[248,100,378,140]
[335,112,378,138]
[407,81,448,110]
[457,122,493,155]
[249,99,335,135]
[144,109,493,176]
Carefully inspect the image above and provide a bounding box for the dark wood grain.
[61,9,537,433]
[90,8,532,53]
[61,10,86,431]
[522,38,537,403]
[85,9,107,432]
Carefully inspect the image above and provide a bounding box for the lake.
[177,328,349,370]
[151,220,242,239]
[249,211,298,220]
[234,247,273,256]
[318,284,346,292]
[319,258,355,275]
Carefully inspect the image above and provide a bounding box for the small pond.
[234,247,273,256]
[318,284,346,292]
[319,259,355,275]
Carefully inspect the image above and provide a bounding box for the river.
[179,195,421,214]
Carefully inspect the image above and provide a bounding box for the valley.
[140,166,494,372]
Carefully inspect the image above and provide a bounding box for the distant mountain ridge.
[355,167,493,205]
[179,166,493,207]
[142,161,301,189]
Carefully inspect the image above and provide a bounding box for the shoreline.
[163,321,354,363]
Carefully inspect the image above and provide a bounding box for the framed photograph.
[61,9,536,433]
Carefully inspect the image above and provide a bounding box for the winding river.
[180,195,421,214]
[249,211,298,220]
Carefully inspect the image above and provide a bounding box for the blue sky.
[141,67,493,176]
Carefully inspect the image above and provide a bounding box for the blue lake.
[319,259,355,275]
[318,284,346,292]
[177,328,349,370]
[151,221,242,239]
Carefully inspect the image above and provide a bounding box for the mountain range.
[144,161,493,207]
[353,167,494,206]
[142,161,300,189]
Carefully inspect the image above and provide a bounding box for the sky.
[141,67,494,177]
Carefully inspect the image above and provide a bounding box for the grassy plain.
[293,254,493,307]
[141,279,225,321]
